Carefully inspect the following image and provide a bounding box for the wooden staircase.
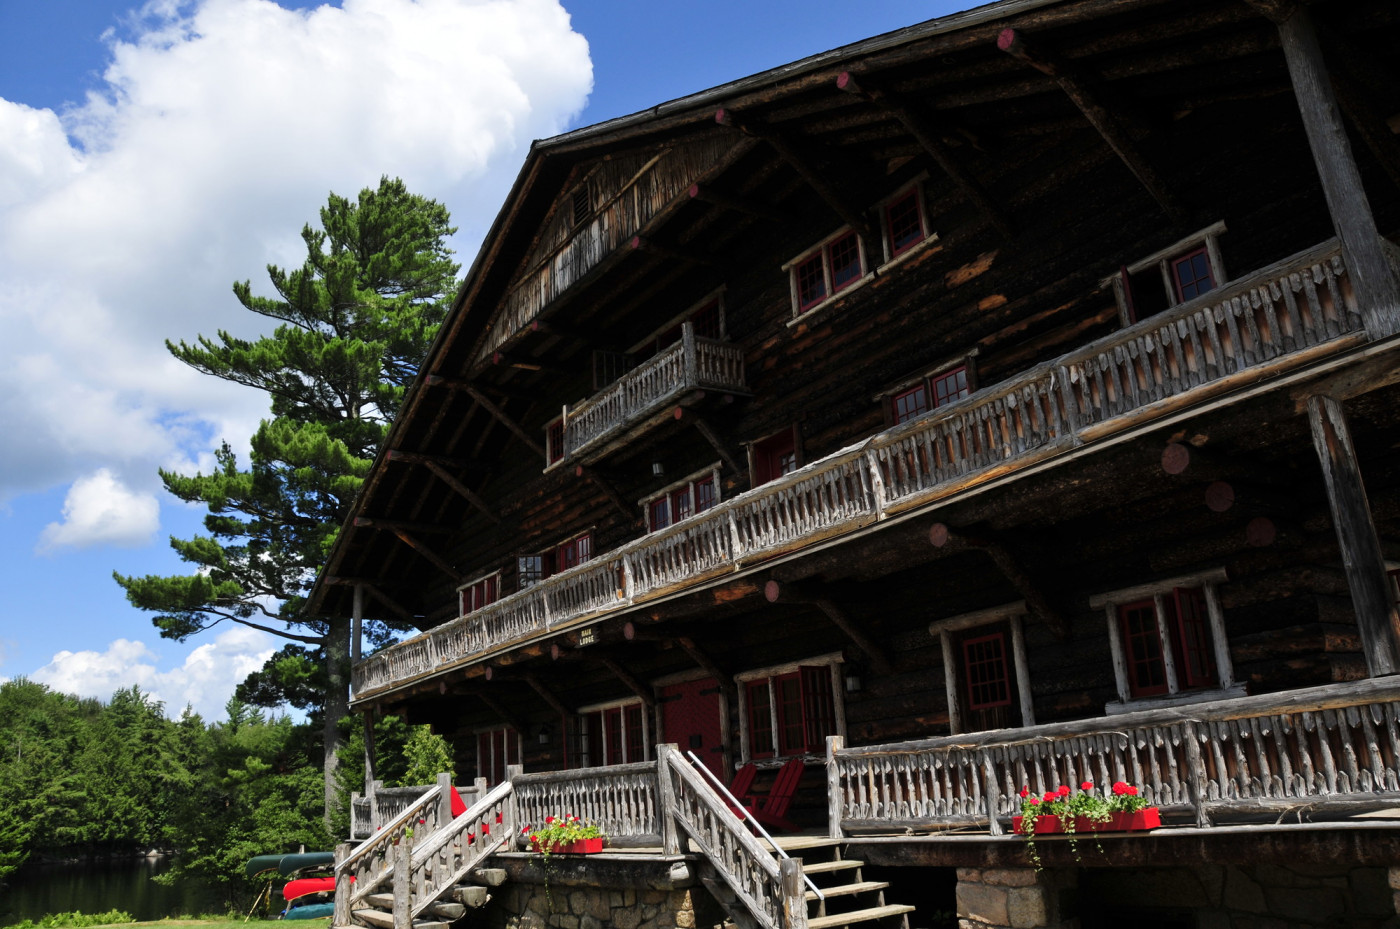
[346,869,500,929]
[783,838,913,929]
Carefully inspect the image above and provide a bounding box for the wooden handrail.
[407,781,514,919]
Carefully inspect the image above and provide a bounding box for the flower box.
[1107,808,1160,831]
[1011,816,1064,835]
[532,837,603,854]
[1013,808,1160,835]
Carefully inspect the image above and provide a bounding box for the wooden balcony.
[556,324,748,466]
[352,238,1365,702]
[828,676,1400,834]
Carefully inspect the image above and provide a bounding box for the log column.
[1307,394,1400,675]
[1262,2,1400,338]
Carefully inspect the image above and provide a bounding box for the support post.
[333,843,352,927]
[437,771,453,830]
[655,744,682,855]
[364,710,377,796]
[780,858,808,929]
[392,837,412,929]
[351,583,364,663]
[1307,394,1400,675]
[1264,3,1400,338]
[504,763,524,851]
[370,779,384,833]
[826,735,844,840]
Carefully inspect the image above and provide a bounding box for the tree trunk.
[323,616,351,830]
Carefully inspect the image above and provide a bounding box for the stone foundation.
[956,867,1078,929]
[487,884,723,929]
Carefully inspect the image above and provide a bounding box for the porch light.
[652,461,665,476]
[537,723,552,745]
[845,672,862,693]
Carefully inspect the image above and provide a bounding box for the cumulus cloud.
[29,625,277,719]
[0,0,592,521]
[36,467,161,553]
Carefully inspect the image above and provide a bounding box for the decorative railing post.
[863,450,886,520]
[656,744,682,855]
[436,771,453,828]
[826,735,844,839]
[504,764,524,850]
[392,836,412,929]
[682,322,699,385]
[333,842,352,926]
[780,858,808,929]
[622,554,636,601]
[1181,721,1212,829]
[982,749,1001,836]
[370,779,384,833]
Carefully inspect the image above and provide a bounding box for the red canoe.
[283,877,336,901]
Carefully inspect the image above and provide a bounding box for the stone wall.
[956,867,1078,929]
[483,882,726,929]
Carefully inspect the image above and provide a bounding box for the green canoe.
[276,852,336,877]
[244,854,287,878]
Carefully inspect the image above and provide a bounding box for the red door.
[660,678,724,777]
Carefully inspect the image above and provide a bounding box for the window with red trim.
[931,366,970,408]
[545,417,565,465]
[885,188,926,257]
[646,473,720,533]
[962,632,1012,710]
[1173,587,1216,688]
[518,554,549,589]
[579,701,646,767]
[1117,588,1218,699]
[556,532,592,572]
[1171,247,1215,302]
[745,666,836,760]
[790,231,865,315]
[694,476,717,513]
[476,726,520,785]
[1119,599,1168,697]
[891,385,929,425]
[753,430,798,486]
[460,574,499,616]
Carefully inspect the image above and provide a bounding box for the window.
[577,699,648,767]
[1110,222,1227,325]
[887,361,974,425]
[931,603,1034,735]
[788,229,867,315]
[1091,568,1240,713]
[518,554,548,589]
[736,655,844,763]
[555,531,592,572]
[630,293,726,362]
[545,416,565,465]
[752,429,798,486]
[882,186,929,260]
[475,726,521,785]
[459,573,499,616]
[643,467,721,533]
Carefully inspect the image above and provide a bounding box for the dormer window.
[788,229,867,316]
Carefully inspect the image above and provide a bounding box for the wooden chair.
[742,758,805,833]
[724,763,758,819]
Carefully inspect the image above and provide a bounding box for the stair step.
[802,860,865,875]
[352,908,450,929]
[759,837,842,852]
[364,894,393,909]
[806,904,916,929]
[805,881,889,902]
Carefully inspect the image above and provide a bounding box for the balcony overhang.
[351,238,1395,707]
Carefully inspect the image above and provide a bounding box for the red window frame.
[962,632,1012,711]
[891,384,930,425]
[746,666,836,760]
[753,430,798,486]
[555,532,592,572]
[794,252,827,312]
[518,553,549,589]
[648,498,671,532]
[1171,247,1215,302]
[581,702,646,767]
[1118,588,1218,699]
[694,475,717,513]
[885,188,926,257]
[545,417,565,465]
[1119,599,1169,698]
[1172,586,1216,689]
[930,365,970,408]
[476,726,520,786]
[647,474,720,533]
[828,230,863,291]
[792,230,864,314]
[461,574,498,616]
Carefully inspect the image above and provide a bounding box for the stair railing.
[337,784,445,908]
[406,780,515,919]
[658,745,808,929]
[685,751,824,905]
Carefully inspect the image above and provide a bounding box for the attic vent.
[571,185,592,227]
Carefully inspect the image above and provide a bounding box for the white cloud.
[37,467,161,553]
[0,0,592,517]
[29,626,277,719]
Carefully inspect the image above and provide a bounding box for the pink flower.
[1080,781,1093,791]
[1028,797,1040,805]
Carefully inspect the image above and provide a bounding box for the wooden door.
[659,678,724,777]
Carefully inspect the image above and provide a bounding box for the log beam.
[929,523,1070,639]
[576,464,643,526]
[679,410,748,480]
[522,672,572,719]
[996,28,1184,221]
[1246,2,1400,337]
[763,579,894,674]
[598,656,657,708]
[425,375,537,403]
[420,459,500,524]
[491,351,559,374]
[390,529,463,584]
[385,449,489,474]
[629,235,718,268]
[354,516,454,535]
[715,108,875,242]
[1306,394,1400,675]
[529,318,621,352]
[688,183,793,224]
[325,576,418,625]
[474,691,528,734]
[464,385,547,459]
[837,71,1012,241]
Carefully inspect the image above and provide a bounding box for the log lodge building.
[317,0,1400,926]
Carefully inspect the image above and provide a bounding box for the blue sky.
[0,0,965,719]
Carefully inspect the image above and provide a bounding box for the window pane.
[747,680,774,758]
[776,674,805,755]
[695,477,717,513]
[892,385,929,424]
[604,707,623,766]
[518,554,547,588]
[1173,248,1215,301]
[546,418,565,464]
[625,704,645,762]
[1120,600,1168,697]
[963,633,1011,710]
[931,366,970,408]
[1172,587,1216,688]
[828,232,862,291]
[886,190,924,255]
[795,254,826,310]
[671,487,693,522]
[649,498,671,532]
[799,665,835,753]
[691,299,722,340]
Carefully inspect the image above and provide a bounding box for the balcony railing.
[827,676,1400,834]
[353,238,1365,700]
[558,323,748,464]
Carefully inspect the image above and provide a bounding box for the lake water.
[0,858,216,924]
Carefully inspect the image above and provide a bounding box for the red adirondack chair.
[740,758,805,833]
[724,763,758,819]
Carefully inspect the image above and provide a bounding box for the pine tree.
[115,177,460,820]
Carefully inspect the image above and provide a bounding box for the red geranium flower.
[1081,781,1093,791]
[1057,785,1070,796]
[1020,787,1029,798]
